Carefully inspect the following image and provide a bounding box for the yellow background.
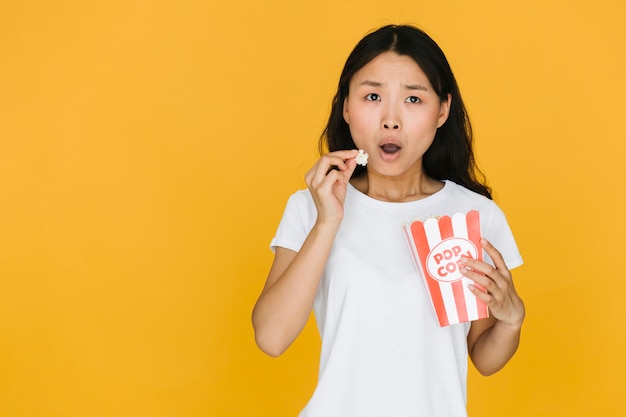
[1,0,625,416]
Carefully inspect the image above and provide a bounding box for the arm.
[252,150,358,357]
[462,238,525,375]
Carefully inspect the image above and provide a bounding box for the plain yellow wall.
[1,0,625,416]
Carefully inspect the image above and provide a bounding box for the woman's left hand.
[460,238,525,328]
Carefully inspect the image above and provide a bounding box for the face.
[343,51,450,178]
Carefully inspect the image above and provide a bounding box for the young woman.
[252,24,525,416]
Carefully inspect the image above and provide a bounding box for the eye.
[365,93,380,101]
[406,96,421,103]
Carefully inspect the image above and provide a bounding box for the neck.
[351,169,444,203]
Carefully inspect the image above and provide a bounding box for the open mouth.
[381,143,401,154]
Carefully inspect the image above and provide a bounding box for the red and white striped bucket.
[404,210,488,327]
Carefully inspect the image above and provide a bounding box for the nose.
[383,120,400,130]
[381,105,401,130]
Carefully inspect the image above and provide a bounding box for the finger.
[343,157,358,178]
[328,149,360,160]
[468,283,494,304]
[309,166,337,191]
[461,266,496,293]
[322,149,359,165]
[306,159,342,188]
[319,153,355,174]
[459,256,495,278]
[480,238,509,273]
[460,258,512,294]
[308,152,359,186]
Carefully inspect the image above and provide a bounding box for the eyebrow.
[358,80,430,91]
[404,84,429,91]
[359,80,383,87]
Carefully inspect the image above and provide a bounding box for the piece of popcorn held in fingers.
[355,149,369,166]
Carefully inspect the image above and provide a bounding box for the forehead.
[350,51,431,87]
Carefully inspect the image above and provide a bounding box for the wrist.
[494,314,524,333]
[313,215,343,230]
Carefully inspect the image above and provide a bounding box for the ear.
[343,97,350,124]
[437,94,452,128]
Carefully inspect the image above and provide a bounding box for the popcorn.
[355,149,369,166]
[403,210,488,326]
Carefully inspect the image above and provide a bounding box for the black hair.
[319,24,492,199]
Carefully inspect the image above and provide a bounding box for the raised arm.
[252,150,358,357]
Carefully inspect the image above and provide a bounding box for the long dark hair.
[319,24,492,199]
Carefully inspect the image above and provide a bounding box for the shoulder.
[443,181,523,269]
[290,188,313,202]
[279,188,318,227]
[442,181,513,236]
[442,181,498,212]
[284,189,315,214]
[270,189,317,253]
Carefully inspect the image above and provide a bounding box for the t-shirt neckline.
[346,180,450,210]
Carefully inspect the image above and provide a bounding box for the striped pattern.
[404,210,488,327]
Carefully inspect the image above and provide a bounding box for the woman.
[252,24,525,416]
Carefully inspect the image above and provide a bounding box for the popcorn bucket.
[403,210,488,327]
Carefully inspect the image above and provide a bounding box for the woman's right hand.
[252,149,359,356]
[304,149,358,226]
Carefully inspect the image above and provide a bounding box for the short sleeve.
[269,190,317,253]
[482,203,524,270]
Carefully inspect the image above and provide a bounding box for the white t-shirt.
[270,180,523,417]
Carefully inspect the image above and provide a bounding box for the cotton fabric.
[270,181,523,417]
